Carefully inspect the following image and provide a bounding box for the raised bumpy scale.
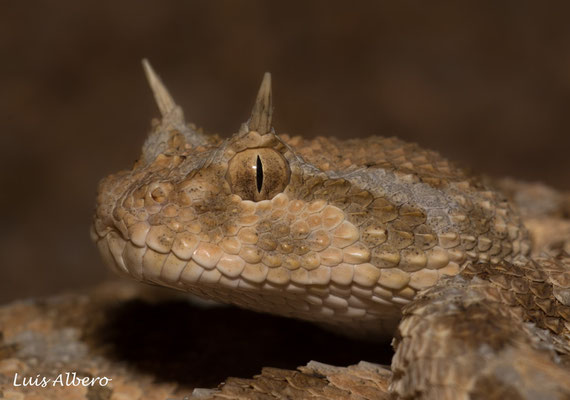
[92,60,570,399]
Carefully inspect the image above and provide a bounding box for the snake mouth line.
[91,208,490,340]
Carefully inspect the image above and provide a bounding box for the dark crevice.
[90,299,392,387]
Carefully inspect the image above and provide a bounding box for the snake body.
[92,61,570,398]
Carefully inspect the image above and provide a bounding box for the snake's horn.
[247,72,273,134]
[142,59,178,118]
[139,59,207,165]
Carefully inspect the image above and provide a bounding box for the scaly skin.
[92,61,570,398]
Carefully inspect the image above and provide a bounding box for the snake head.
[92,61,530,338]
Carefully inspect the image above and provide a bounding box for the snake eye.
[227,148,290,201]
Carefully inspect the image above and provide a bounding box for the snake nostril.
[151,188,166,202]
[150,183,173,203]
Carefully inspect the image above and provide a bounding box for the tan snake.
[92,60,570,399]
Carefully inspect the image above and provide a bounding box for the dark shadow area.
[92,299,392,387]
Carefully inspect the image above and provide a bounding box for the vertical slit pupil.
[256,155,263,193]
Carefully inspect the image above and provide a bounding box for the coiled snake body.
[92,60,570,399]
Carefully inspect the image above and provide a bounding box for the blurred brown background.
[1,1,569,304]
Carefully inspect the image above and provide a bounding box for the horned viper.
[92,60,570,399]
